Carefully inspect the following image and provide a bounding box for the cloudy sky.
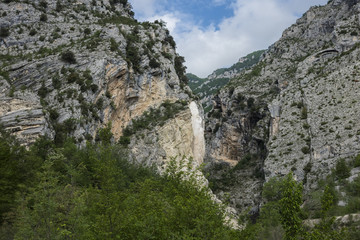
[128,0,328,77]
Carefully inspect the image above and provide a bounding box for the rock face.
[128,101,205,169]
[206,0,360,212]
[0,0,189,147]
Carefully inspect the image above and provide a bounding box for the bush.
[29,29,37,36]
[335,158,350,179]
[61,51,76,64]
[161,51,172,60]
[126,44,141,72]
[232,154,256,171]
[84,28,91,35]
[354,154,360,167]
[90,84,98,93]
[262,176,287,202]
[301,146,310,154]
[95,98,104,110]
[52,73,61,89]
[109,0,128,5]
[40,13,47,22]
[164,35,176,48]
[149,58,160,68]
[37,82,48,98]
[66,72,80,84]
[49,108,59,121]
[0,27,10,38]
[55,0,63,12]
[300,106,307,119]
[174,55,188,85]
[39,0,48,9]
[109,38,118,52]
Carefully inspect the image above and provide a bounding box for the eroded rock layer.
[206,0,360,212]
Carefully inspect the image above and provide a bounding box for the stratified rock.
[206,0,360,212]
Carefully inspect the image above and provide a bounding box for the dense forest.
[1,126,359,239]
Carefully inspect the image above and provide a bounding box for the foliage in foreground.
[0,126,357,239]
[239,173,352,240]
[0,129,236,239]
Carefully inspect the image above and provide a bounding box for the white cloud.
[129,0,328,77]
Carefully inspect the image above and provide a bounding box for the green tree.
[305,186,347,240]
[279,172,303,240]
[14,153,88,239]
[334,158,350,179]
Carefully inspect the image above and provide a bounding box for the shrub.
[109,38,118,52]
[247,97,255,108]
[49,108,59,121]
[163,35,176,48]
[161,52,172,60]
[95,123,113,145]
[149,58,160,68]
[96,98,104,110]
[39,0,48,9]
[37,82,48,98]
[61,51,76,64]
[212,110,222,119]
[8,86,15,97]
[105,90,112,98]
[109,0,128,5]
[301,146,310,154]
[300,106,307,119]
[118,136,130,145]
[29,29,37,36]
[335,158,350,179]
[66,72,80,84]
[90,84,98,93]
[52,73,61,89]
[213,123,220,133]
[55,0,62,12]
[40,13,47,22]
[354,154,360,168]
[126,44,141,72]
[84,28,91,35]
[174,55,188,85]
[262,176,287,202]
[0,27,10,38]
[232,154,256,171]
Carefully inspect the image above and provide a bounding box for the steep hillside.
[205,0,360,216]
[187,50,264,112]
[0,0,202,166]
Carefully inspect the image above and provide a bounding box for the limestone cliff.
[127,101,205,169]
[0,0,190,148]
[205,0,360,213]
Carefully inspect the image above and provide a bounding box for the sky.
[128,0,328,77]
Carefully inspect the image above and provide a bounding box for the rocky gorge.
[205,0,360,216]
[1,0,360,237]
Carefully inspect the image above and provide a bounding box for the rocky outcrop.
[206,0,360,213]
[128,101,205,169]
[0,0,189,148]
